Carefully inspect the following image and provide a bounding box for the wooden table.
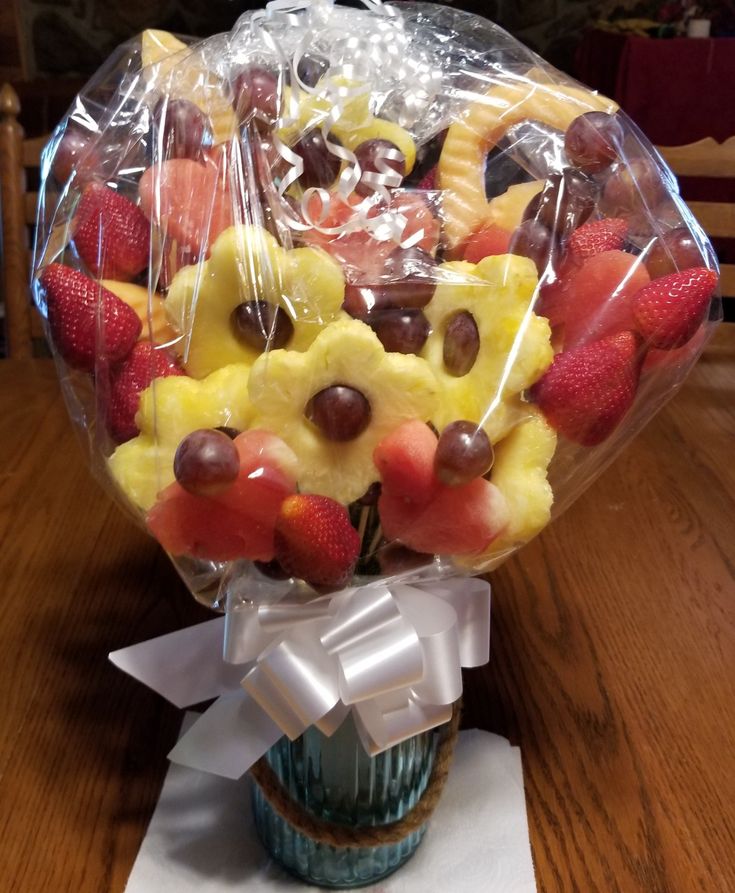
[1,328,734,892]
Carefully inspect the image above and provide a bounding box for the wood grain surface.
[1,327,734,893]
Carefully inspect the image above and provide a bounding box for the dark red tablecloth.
[576,30,735,146]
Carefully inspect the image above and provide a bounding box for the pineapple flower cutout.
[165,225,346,379]
[420,253,557,567]
[248,317,440,505]
[422,253,554,443]
[108,364,253,510]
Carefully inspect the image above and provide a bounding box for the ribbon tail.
[168,690,283,779]
[109,617,246,709]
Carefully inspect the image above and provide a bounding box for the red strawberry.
[39,263,141,371]
[73,183,149,280]
[274,494,360,588]
[107,341,184,443]
[530,331,642,446]
[568,217,628,262]
[633,267,717,350]
[561,249,650,349]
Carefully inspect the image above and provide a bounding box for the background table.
[576,30,735,146]
[1,328,734,892]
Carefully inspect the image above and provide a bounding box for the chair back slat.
[658,139,735,303]
[658,138,735,178]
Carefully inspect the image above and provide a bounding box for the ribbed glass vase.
[251,714,437,888]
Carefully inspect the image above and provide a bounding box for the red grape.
[230,300,294,350]
[293,129,341,188]
[51,124,100,187]
[601,159,668,218]
[296,54,329,87]
[344,247,437,318]
[174,429,240,497]
[306,385,372,441]
[443,311,480,376]
[232,66,279,129]
[565,112,623,174]
[435,421,494,486]
[354,138,406,196]
[155,98,212,161]
[646,227,704,278]
[510,219,557,275]
[524,170,598,236]
[368,308,430,354]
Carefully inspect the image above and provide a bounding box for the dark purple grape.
[305,385,372,441]
[646,227,704,277]
[509,219,556,275]
[230,300,294,351]
[155,98,212,161]
[369,309,430,354]
[232,66,279,129]
[565,112,623,174]
[443,311,480,376]
[293,129,341,188]
[435,421,494,487]
[296,54,329,87]
[174,429,240,497]
[524,170,598,236]
[354,138,406,196]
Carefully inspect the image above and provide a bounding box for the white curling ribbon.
[108,578,491,779]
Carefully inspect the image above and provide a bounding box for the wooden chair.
[0,82,48,358]
[657,137,735,309]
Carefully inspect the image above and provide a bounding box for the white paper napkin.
[126,716,537,893]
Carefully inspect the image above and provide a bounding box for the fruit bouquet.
[32,0,721,886]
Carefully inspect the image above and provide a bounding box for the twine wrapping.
[249,700,462,848]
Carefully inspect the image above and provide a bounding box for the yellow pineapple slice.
[248,318,439,504]
[485,180,543,233]
[108,363,253,510]
[422,253,553,443]
[165,225,346,379]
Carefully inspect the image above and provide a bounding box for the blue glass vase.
[251,714,437,888]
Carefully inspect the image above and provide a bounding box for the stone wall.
[17,0,604,78]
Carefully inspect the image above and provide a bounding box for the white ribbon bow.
[110,577,491,779]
